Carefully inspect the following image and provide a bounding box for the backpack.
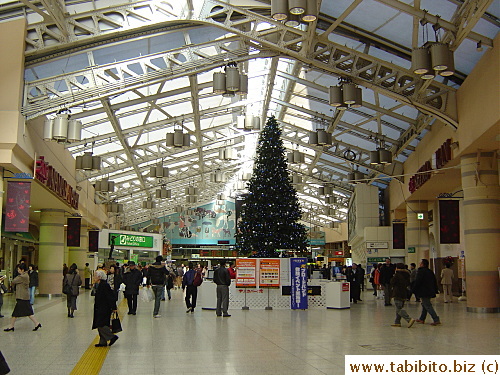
[193,271,203,287]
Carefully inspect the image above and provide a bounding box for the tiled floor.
[0,289,498,374]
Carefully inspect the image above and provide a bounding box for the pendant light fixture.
[329,79,363,109]
[142,199,156,209]
[309,129,332,146]
[270,0,318,25]
[166,127,190,148]
[107,202,124,214]
[174,205,184,213]
[287,149,305,163]
[236,115,261,131]
[150,164,169,178]
[213,62,248,97]
[370,139,393,165]
[411,17,455,79]
[43,111,82,143]
[76,151,101,171]
[211,169,227,183]
[155,188,172,199]
[219,146,237,160]
[94,178,115,192]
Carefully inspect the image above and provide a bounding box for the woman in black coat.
[63,263,82,318]
[92,270,119,347]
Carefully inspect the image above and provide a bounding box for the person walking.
[63,263,82,318]
[0,275,6,318]
[28,264,38,305]
[122,261,142,315]
[182,262,198,313]
[147,256,169,318]
[346,265,361,303]
[369,264,377,296]
[107,265,122,301]
[165,271,174,300]
[176,263,184,289]
[3,263,42,332]
[440,264,454,303]
[92,270,119,347]
[379,258,395,306]
[84,263,92,289]
[390,263,416,328]
[213,260,231,317]
[408,263,420,302]
[413,259,441,326]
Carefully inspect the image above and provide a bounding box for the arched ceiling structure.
[2,0,497,228]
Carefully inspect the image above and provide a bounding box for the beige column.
[461,152,500,313]
[38,209,65,296]
[406,200,429,265]
[68,223,88,275]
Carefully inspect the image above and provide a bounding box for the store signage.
[408,139,452,193]
[334,250,344,256]
[367,257,386,263]
[290,258,308,310]
[109,233,153,248]
[35,156,79,209]
[408,247,416,253]
[236,259,257,288]
[259,259,280,287]
[366,242,388,249]
[342,283,350,292]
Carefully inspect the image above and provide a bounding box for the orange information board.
[259,259,280,287]
[236,259,257,288]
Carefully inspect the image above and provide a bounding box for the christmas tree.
[236,116,308,257]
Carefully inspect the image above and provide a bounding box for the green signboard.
[367,257,386,263]
[408,247,416,253]
[109,233,153,248]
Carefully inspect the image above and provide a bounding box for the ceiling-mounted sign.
[366,242,388,249]
[109,233,153,248]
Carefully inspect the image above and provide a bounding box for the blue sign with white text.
[290,258,308,310]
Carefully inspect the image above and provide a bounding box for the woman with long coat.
[92,270,119,347]
[63,263,82,318]
[3,263,41,332]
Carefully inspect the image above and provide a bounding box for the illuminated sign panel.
[109,233,153,248]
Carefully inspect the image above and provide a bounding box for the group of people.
[368,258,445,327]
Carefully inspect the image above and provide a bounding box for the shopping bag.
[118,283,126,292]
[0,350,10,375]
[140,287,154,303]
[111,312,122,333]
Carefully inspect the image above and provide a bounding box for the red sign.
[35,156,79,209]
[334,251,344,256]
[408,139,452,193]
[342,283,350,292]
[236,259,257,288]
[259,259,280,288]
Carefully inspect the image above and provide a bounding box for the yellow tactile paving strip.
[70,298,127,375]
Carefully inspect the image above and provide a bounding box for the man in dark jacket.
[379,258,396,306]
[213,260,231,317]
[346,264,362,303]
[413,259,441,325]
[390,263,415,327]
[122,261,142,315]
[147,256,168,318]
[182,262,197,313]
[92,270,118,347]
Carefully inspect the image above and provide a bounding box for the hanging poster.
[259,259,280,287]
[290,258,308,310]
[236,259,257,288]
[5,181,31,232]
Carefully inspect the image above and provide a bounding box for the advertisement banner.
[236,259,257,287]
[259,259,280,287]
[290,258,308,310]
[5,181,31,232]
[67,217,81,247]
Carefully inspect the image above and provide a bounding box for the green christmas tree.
[236,116,308,257]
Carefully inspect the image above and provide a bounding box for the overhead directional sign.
[109,233,153,248]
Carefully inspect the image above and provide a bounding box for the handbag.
[0,283,7,293]
[63,274,76,295]
[111,311,122,333]
[90,284,97,296]
[0,350,11,375]
[193,271,203,287]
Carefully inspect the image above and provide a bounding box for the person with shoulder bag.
[182,263,198,313]
[63,263,82,318]
[0,275,7,318]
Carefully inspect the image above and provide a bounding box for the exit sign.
[417,213,424,220]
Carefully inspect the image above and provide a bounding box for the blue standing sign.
[290,258,308,310]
